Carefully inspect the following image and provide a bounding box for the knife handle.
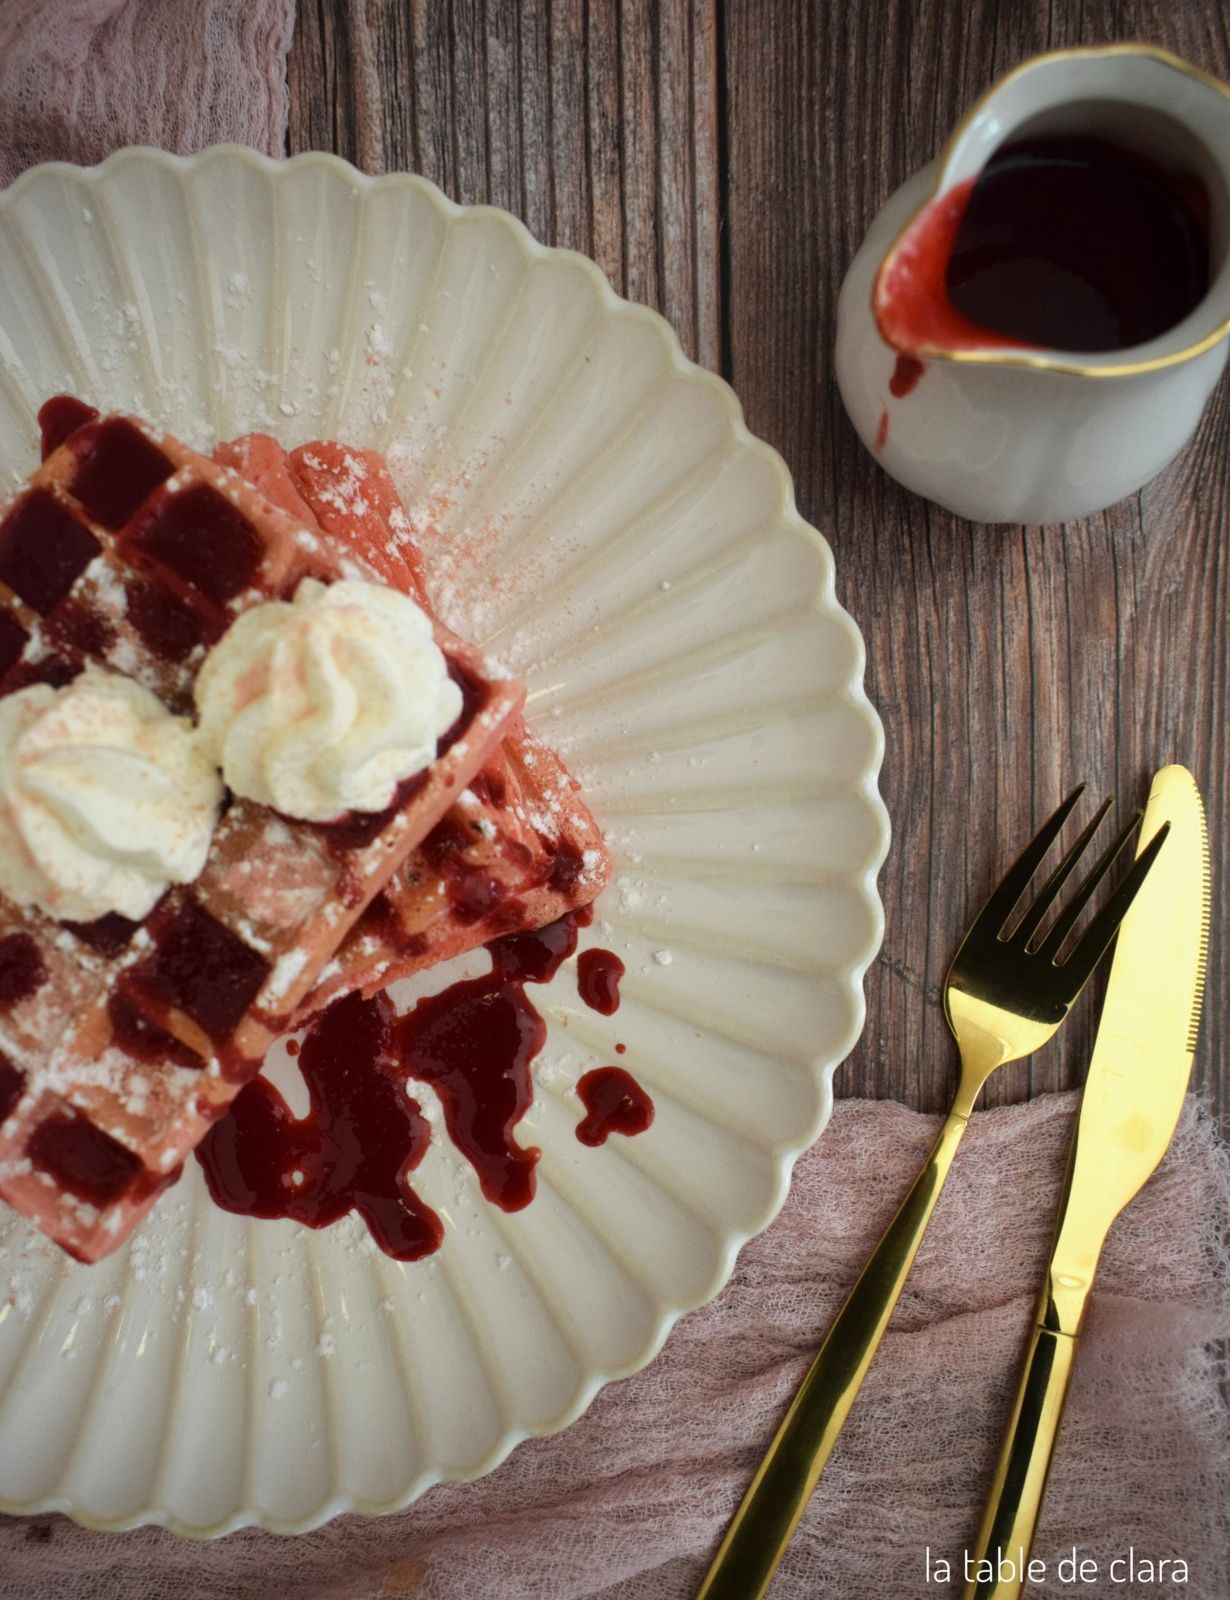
[961,1320,1079,1600]
[695,1109,970,1600]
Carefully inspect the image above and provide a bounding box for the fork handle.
[960,1321,1079,1600]
[695,1108,970,1600]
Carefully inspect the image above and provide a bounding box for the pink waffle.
[305,724,613,1011]
[214,437,614,1017]
[0,401,523,1260]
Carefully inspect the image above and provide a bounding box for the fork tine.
[971,786,1085,940]
[1055,822,1170,988]
[1013,796,1113,947]
[1037,808,1143,960]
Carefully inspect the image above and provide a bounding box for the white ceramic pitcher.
[835,46,1230,525]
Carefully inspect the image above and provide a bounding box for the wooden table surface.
[289,1,1228,1120]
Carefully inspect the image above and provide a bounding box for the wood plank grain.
[723,0,1229,1115]
[288,0,721,368]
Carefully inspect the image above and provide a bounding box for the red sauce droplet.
[576,948,624,1015]
[38,395,99,460]
[575,1067,654,1146]
[888,355,924,398]
[196,990,443,1260]
[614,1041,626,1055]
[874,410,889,450]
[285,1038,300,1058]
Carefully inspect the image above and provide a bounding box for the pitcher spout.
[872,45,1230,377]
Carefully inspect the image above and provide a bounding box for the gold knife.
[962,764,1210,1600]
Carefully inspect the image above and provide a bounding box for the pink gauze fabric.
[0,0,294,189]
[0,1092,1227,1600]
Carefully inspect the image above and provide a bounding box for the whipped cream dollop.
[0,670,223,923]
[194,578,463,823]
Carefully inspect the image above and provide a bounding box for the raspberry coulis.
[197,911,654,1258]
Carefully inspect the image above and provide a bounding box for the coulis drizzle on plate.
[576,1068,655,1146]
[197,909,653,1258]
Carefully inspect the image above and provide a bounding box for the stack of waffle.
[0,402,609,1260]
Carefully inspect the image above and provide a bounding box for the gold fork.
[696,787,1168,1600]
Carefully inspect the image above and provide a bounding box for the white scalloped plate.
[0,148,887,1537]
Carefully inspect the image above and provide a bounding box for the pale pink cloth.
[0,1092,1227,1600]
[0,0,294,189]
